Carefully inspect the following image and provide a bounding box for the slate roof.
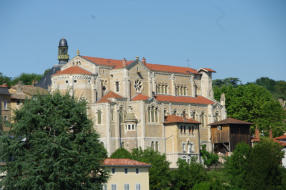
[0,86,10,95]
[209,118,253,126]
[53,66,92,76]
[164,115,200,124]
[97,91,124,103]
[103,158,151,167]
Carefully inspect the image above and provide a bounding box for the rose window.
[134,80,143,93]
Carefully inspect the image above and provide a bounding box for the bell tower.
[58,38,69,64]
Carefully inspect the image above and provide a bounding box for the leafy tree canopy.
[11,73,43,85]
[0,93,108,190]
[255,77,286,100]
[170,159,208,190]
[0,72,12,87]
[214,83,286,136]
[200,144,219,168]
[110,147,132,159]
[225,139,285,190]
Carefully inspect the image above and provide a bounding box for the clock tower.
[58,38,69,64]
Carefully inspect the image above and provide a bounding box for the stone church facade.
[50,39,227,167]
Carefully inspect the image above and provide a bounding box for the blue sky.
[0,0,285,83]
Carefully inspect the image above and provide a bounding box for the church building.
[50,39,227,167]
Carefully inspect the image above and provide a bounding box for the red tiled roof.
[103,158,151,167]
[199,68,216,73]
[0,84,8,88]
[155,95,214,105]
[97,91,124,103]
[164,115,200,124]
[81,56,198,74]
[274,139,286,147]
[82,56,134,69]
[274,135,286,140]
[132,94,149,101]
[209,118,253,126]
[53,66,92,76]
[145,63,198,74]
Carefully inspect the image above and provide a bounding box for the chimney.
[122,58,127,67]
[269,128,273,139]
[142,57,146,64]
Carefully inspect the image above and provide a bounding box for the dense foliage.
[214,82,286,136]
[225,139,285,190]
[170,159,208,190]
[255,77,286,100]
[0,93,108,190]
[0,72,43,87]
[200,144,219,168]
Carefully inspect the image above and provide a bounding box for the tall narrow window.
[200,112,205,127]
[112,184,117,190]
[155,108,158,122]
[184,87,187,95]
[4,100,7,110]
[182,143,186,153]
[151,108,154,122]
[124,168,128,174]
[188,143,193,153]
[97,110,102,124]
[115,81,119,92]
[151,141,154,150]
[155,141,159,151]
[124,184,129,190]
[136,184,141,190]
[148,107,151,122]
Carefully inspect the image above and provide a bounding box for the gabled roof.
[145,63,198,74]
[209,118,253,126]
[132,94,149,101]
[155,95,214,105]
[81,56,134,69]
[103,158,151,167]
[97,91,124,103]
[53,66,92,76]
[199,68,216,73]
[164,115,200,124]
[81,55,199,75]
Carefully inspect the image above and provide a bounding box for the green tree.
[246,138,284,190]
[200,144,219,168]
[170,159,208,190]
[110,147,132,159]
[12,73,43,85]
[225,139,285,190]
[0,72,12,87]
[0,93,108,190]
[224,143,251,189]
[131,148,171,190]
[214,84,286,136]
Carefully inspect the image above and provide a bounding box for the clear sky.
[0,0,285,83]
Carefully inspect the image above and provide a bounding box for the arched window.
[155,141,159,151]
[200,112,205,127]
[151,141,154,150]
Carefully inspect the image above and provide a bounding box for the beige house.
[103,158,150,190]
[50,39,227,167]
